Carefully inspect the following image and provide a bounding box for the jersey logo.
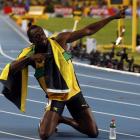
[53,107,58,112]
[63,51,72,61]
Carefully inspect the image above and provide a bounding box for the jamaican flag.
[0,46,34,112]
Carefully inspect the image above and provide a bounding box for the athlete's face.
[29,28,47,46]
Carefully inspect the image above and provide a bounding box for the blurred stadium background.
[0,0,140,72]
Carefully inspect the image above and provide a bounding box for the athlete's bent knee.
[38,126,52,140]
[39,129,53,140]
[39,131,48,140]
[88,128,99,138]
[38,129,47,140]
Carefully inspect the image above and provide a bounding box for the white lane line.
[0,93,45,105]
[93,110,140,121]
[85,96,140,107]
[0,130,40,140]
[27,98,46,104]
[0,109,40,120]
[0,128,140,139]
[0,15,29,43]
[81,84,140,96]
[4,50,20,53]
[28,85,41,90]
[0,129,140,140]
[73,61,140,77]
[0,44,15,60]
[1,107,140,121]
[77,73,140,86]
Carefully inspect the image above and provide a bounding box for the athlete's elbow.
[88,129,99,138]
[84,29,95,36]
[88,127,99,138]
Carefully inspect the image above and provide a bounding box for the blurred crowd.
[1,0,140,8]
[1,0,140,17]
[0,0,110,8]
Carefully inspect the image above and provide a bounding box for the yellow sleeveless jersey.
[45,38,81,101]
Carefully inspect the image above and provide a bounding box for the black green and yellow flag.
[0,46,33,112]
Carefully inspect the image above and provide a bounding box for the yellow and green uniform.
[44,38,81,101]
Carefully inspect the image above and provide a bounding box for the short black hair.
[27,25,44,41]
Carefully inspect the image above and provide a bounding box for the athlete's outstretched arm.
[56,8,125,45]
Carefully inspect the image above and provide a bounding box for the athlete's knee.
[87,127,99,138]
[39,128,53,140]
[38,124,52,140]
[39,129,47,140]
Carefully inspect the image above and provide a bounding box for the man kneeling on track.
[0,8,125,140]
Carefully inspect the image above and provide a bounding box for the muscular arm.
[10,57,31,74]
[56,8,125,46]
[10,53,47,74]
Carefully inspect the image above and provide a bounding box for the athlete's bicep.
[65,29,88,43]
[56,29,87,44]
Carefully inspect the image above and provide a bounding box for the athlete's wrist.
[34,67,45,79]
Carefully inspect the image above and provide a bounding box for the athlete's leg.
[38,100,65,140]
[39,111,60,140]
[60,108,98,138]
[60,93,99,138]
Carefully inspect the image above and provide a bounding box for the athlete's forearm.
[34,61,48,97]
[83,16,115,36]
[37,76,48,95]
[10,57,30,74]
[79,8,125,37]
[64,16,115,43]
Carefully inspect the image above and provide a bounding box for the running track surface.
[0,15,140,140]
